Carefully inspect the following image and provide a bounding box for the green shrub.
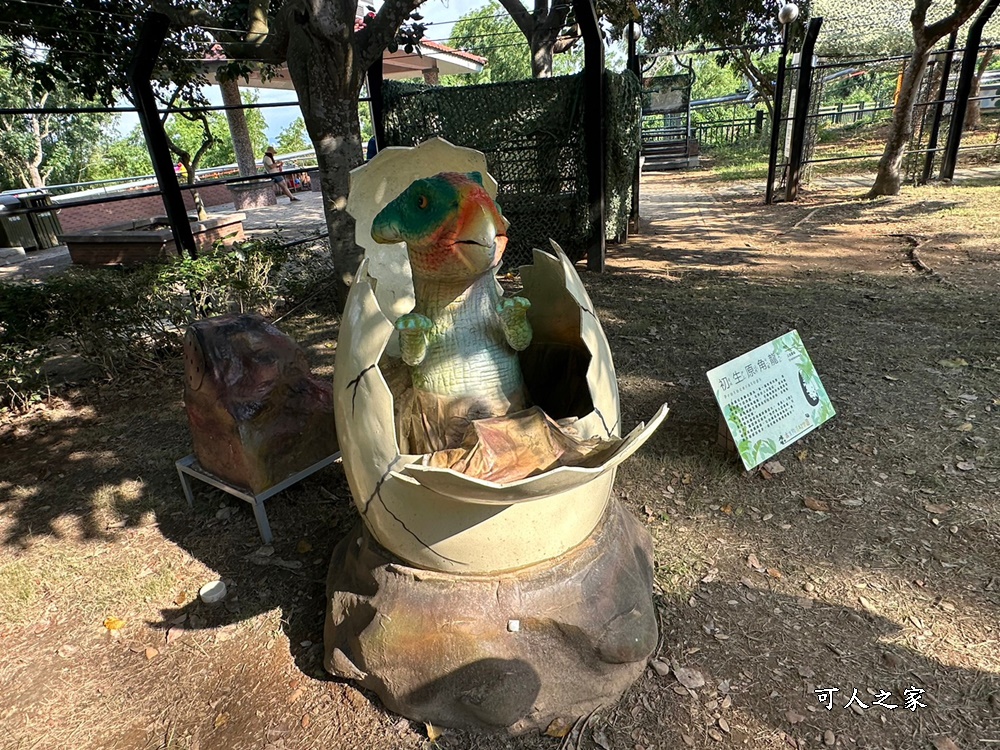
[0,236,337,409]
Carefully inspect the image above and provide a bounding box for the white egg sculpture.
[336,138,668,575]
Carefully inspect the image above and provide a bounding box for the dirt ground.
[2,170,999,750]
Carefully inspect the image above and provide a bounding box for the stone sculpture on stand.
[183,312,337,495]
[325,138,669,733]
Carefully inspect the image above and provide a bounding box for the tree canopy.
[0,65,112,189]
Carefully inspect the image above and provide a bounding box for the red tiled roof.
[419,39,487,65]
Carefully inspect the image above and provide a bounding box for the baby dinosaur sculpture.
[371,172,532,450]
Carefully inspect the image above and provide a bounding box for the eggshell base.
[323,499,657,733]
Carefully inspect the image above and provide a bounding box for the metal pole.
[785,17,823,202]
[127,12,198,258]
[627,21,641,230]
[573,0,606,271]
[765,24,791,205]
[367,59,386,152]
[940,0,1000,180]
[920,32,957,184]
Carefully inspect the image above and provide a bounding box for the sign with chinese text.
[707,330,835,470]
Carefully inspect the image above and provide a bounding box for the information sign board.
[707,330,835,470]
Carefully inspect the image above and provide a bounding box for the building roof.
[201,38,485,90]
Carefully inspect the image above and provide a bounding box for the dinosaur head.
[371,172,508,282]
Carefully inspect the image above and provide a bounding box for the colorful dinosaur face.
[371,172,508,281]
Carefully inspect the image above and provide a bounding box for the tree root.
[888,233,955,286]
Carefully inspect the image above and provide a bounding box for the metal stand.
[175,452,341,544]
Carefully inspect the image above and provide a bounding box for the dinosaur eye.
[416,194,428,209]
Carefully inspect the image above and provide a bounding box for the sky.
[114,0,487,147]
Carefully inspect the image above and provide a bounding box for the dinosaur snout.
[371,214,403,245]
[457,204,500,250]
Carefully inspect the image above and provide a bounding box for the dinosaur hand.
[395,313,433,366]
[497,296,532,352]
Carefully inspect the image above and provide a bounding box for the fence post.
[127,12,198,259]
[940,0,1000,180]
[367,59,386,151]
[785,17,823,202]
[755,110,764,136]
[921,32,958,184]
[573,0,606,271]
[765,23,793,205]
[627,22,640,230]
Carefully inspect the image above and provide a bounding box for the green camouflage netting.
[382,71,641,268]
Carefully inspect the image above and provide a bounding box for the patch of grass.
[703,142,769,181]
[0,560,39,623]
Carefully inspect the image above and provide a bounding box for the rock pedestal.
[324,499,657,733]
[183,313,337,494]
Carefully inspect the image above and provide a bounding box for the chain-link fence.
[382,71,641,268]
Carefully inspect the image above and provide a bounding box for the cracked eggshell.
[336,141,668,574]
[334,251,667,575]
[334,258,619,574]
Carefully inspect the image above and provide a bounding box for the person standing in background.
[263,146,299,202]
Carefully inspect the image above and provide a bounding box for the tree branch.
[498,0,535,38]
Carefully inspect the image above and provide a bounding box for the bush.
[0,236,338,409]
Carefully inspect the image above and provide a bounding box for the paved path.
[2,162,997,282]
[0,190,328,281]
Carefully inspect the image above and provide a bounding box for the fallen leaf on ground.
[145,647,159,660]
[718,717,730,733]
[544,717,573,738]
[592,729,612,750]
[956,422,973,432]
[297,540,313,554]
[762,460,785,475]
[425,722,442,741]
[57,644,80,658]
[103,617,126,632]
[937,358,968,368]
[803,497,829,512]
[673,666,706,689]
[931,738,960,750]
[287,687,304,704]
[166,626,185,645]
[747,554,762,569]
[301,713,311,729]
[767,568,782,579]
[924,503,951,514]
[785,710,806,724]
[956,461,976,471]
[214,713,229,729]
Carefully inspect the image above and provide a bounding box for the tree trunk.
[219,76,260,176]
[26,114,45,188]
[868,47,931,197]
[967,48,995,130]
[285,17,365,312]
[531,31,555,78]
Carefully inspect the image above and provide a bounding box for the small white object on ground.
[199,580,227,604]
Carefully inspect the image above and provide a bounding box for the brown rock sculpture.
[324,500,658,733]
[183,313,337,494]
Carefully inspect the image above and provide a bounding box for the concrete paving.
[0,189,328,281]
